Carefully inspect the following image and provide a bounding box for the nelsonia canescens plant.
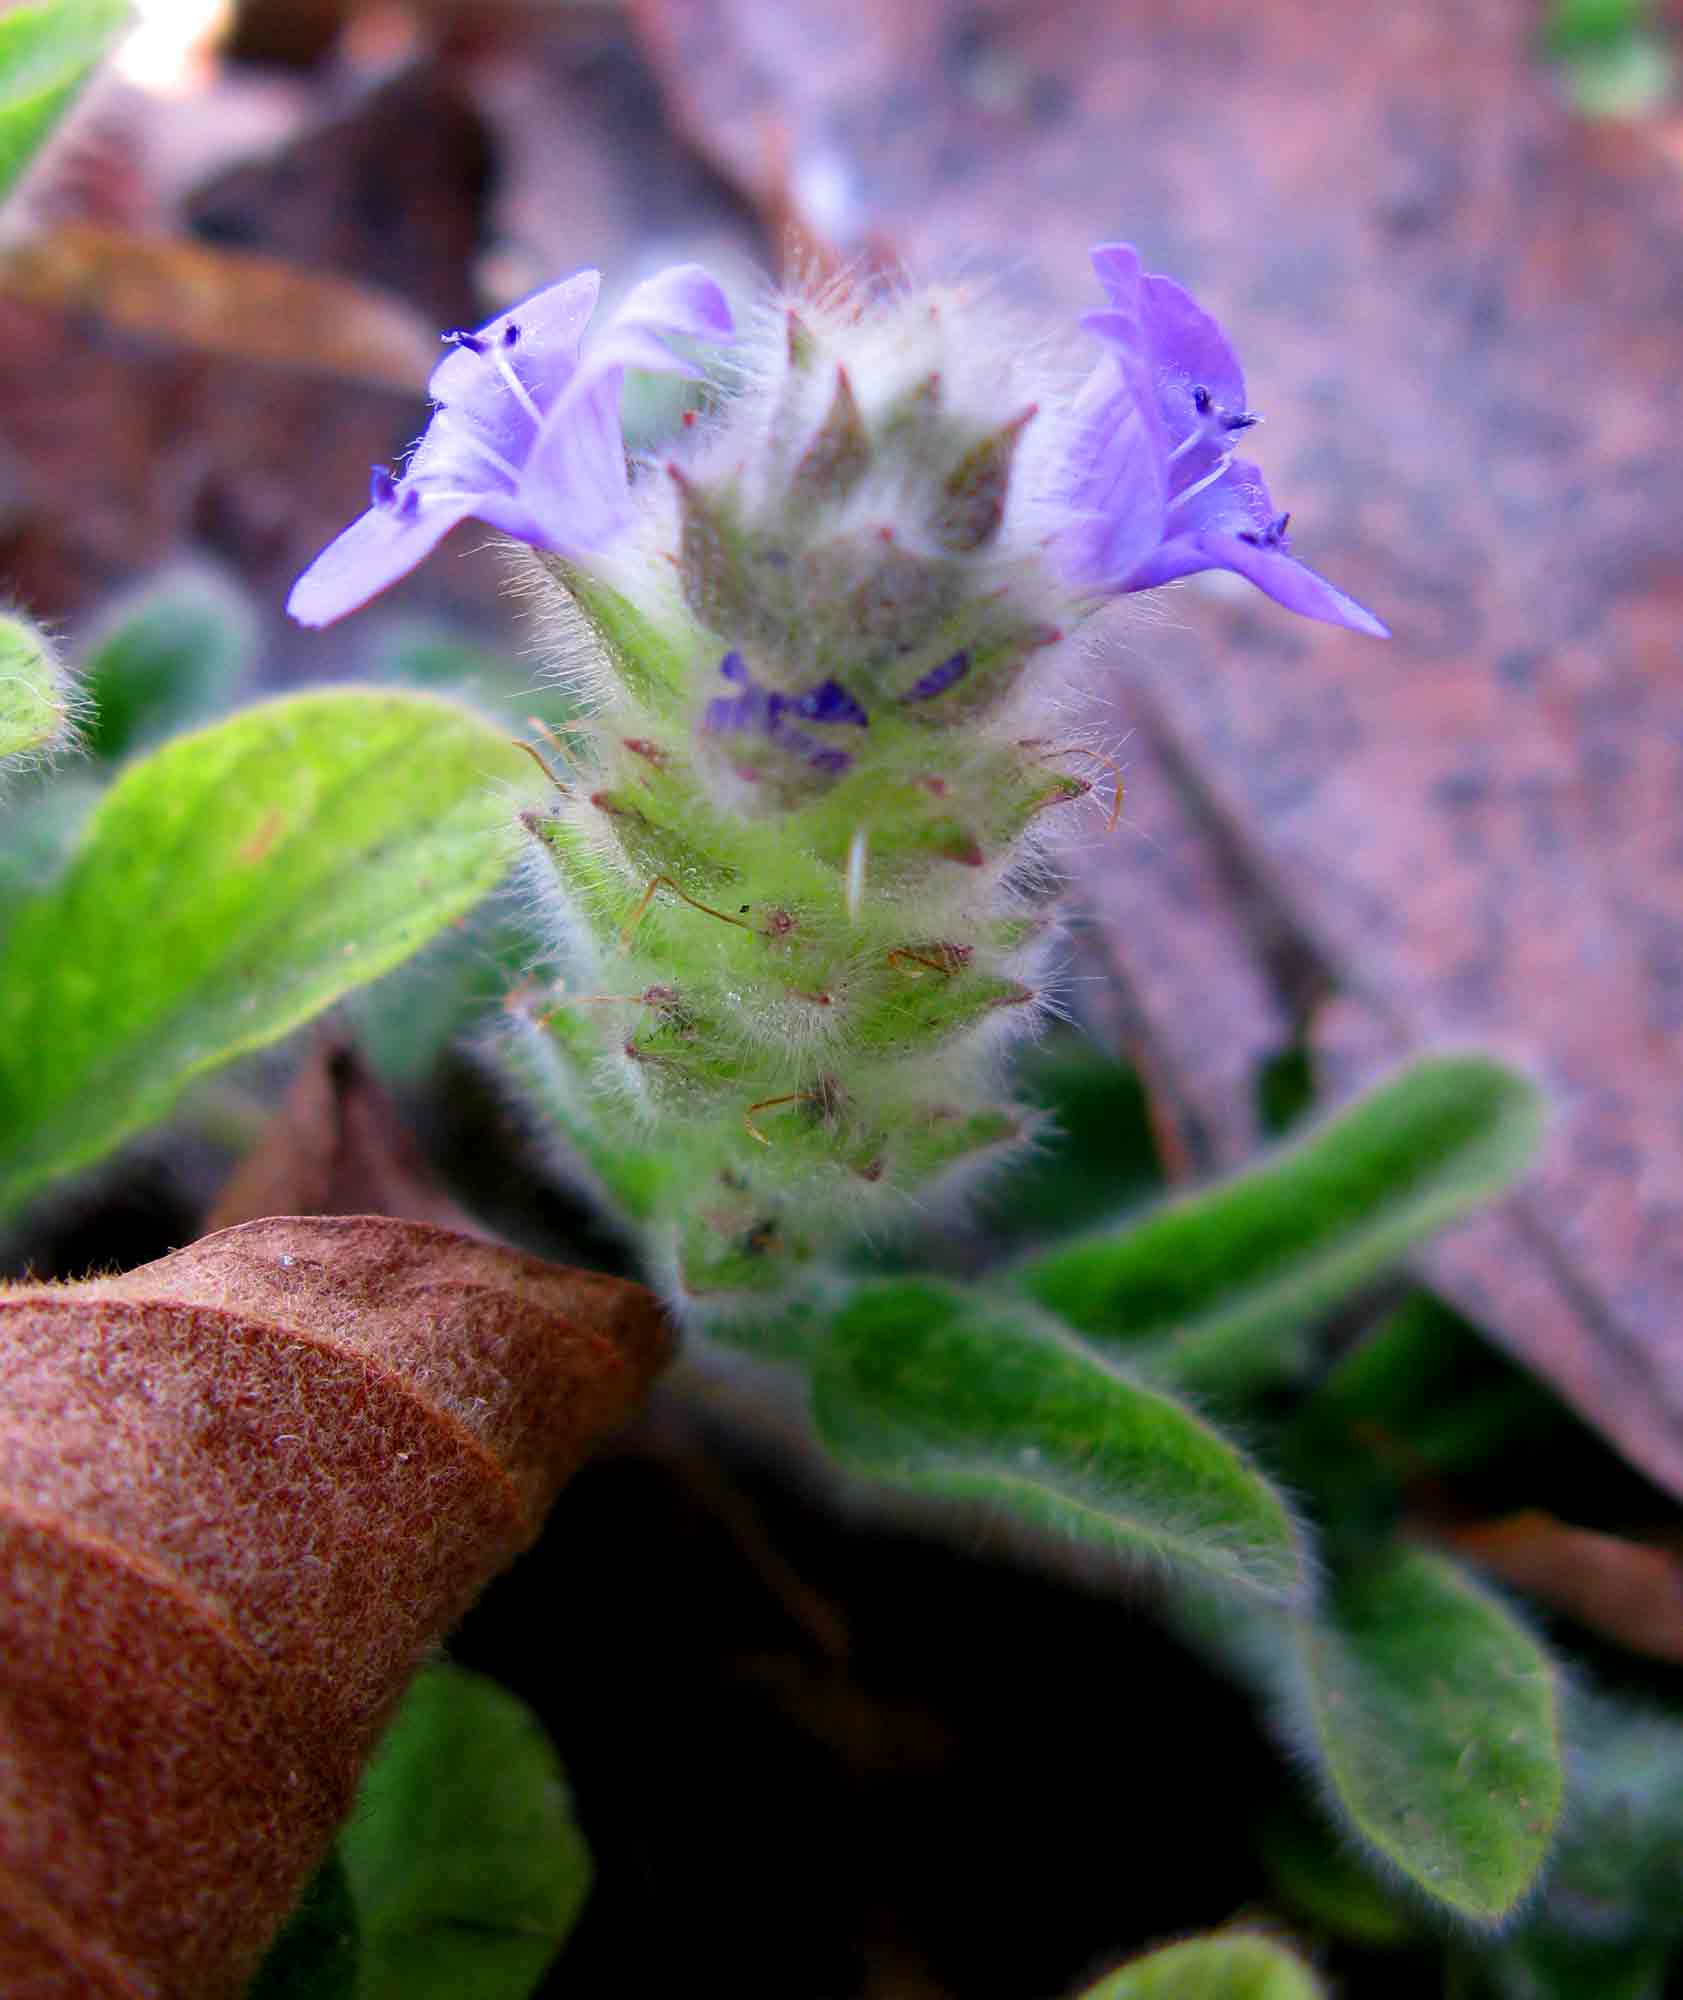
[291,247,1384,1320]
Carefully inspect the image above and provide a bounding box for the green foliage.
[1297,1544,1561,1923]
[1076,1931,1325,1998]
[340,1663,593,2000]
[1251,1796,1412,1946]
[253,1665,592,2000]
[985,1036,1164,1247]
[1014,1056,1546,1396]
[0,688,539,1214]
[1280,1293,1571,1547]
[811,1278,1307,1605]
[1470,1693,1683,1998]
[0,608,73,768]
[1543,0,1674,115]
[249,1851,360,2000]
[79,571,255,762]
[0,0,128,203]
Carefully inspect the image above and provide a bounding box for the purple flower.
[1058,244,1387,638]
[288,264,734,628]
[703,651,867,775]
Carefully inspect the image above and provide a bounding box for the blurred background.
[4,2,1681,1992]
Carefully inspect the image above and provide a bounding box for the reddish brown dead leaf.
[0,221,436,391]
[629,0,1683,1498]
[206,1038,487,1236]
[1443,1510,1683,1667]
[0,1215,669,1998]
[0,62,489,631]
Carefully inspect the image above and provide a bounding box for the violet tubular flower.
[1060,243,1388,637]
[287,264,734,628]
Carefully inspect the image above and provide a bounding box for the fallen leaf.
[0,221,437,390]
[1442,1510,1683,1667]
[0,1214,669,1998]
[206,1039,488,1237]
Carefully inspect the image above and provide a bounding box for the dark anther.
[1192,384,1213,414]
[502,322,521,347]
[397,487,422,520]
[1222,410,1260,432]
[443,329,487,354]
[369,465,399,509]
[1241,511,1291,550]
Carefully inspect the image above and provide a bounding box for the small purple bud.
[502,322,521,347]
[369,465,399,509]
[718,650,749,684]
[904,652,970,702]
[789,679,868,727]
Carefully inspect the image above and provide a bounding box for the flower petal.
[1055,363,1170,592]
[427,268,601,405]
[1139,270,1246,414]
[285,490,479,628]
[1125,529,1389,636]
[518,375,636,558]
[1197,530,1391,635]
[570,263,735,395]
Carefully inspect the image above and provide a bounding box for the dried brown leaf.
[0,221,436,391]
[206,1039,486,1236]
[0,1215,670,1998]
[1443,1509,1683,1667]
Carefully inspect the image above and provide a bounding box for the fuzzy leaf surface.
[1474,1692,1683,1998]
[1300,1542,1561,1922]
[1014,1057,1545,1396]
[0,609,70,766]
[1078,1931,1324,1998]
[812,1278,1305,1604]
[337,1662,593,2000]
[0,688,535,1213]
[0,0,127,203]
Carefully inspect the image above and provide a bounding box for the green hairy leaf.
[1475,1692,1683,1999]
[1077,1931,1325,1998]
[1014,1056,1546,1396]
[812,1279,1307,1604]
[1298,1543,1562,1923]
[0,688,537,1214]
[337,1664,593,2000]
[0,609,73,767]
[1251,1796,1412,1946]
[0,0,128,204]
[80,570,256,761]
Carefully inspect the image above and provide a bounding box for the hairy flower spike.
[291,245,1384,1320]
